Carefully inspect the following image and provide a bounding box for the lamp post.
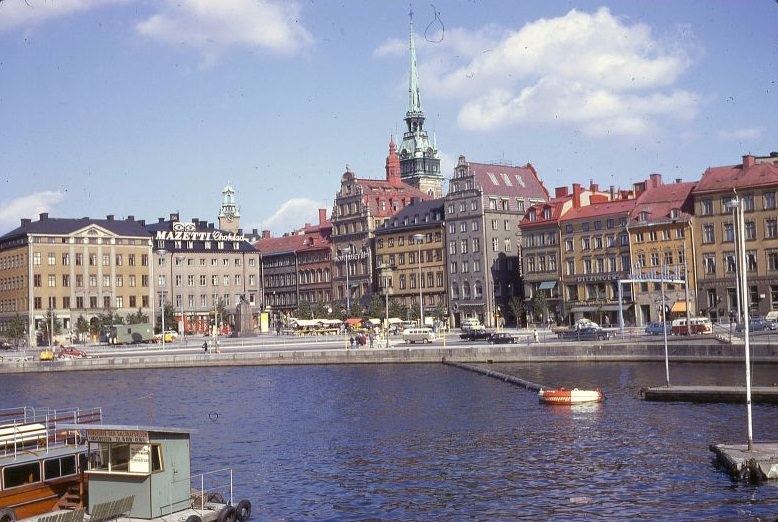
[176,256,186,344]
[157,249,168,350]
[379,264,392,348]
[732,193,754,451]
[413,234,425,327]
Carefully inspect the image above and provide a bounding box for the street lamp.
[157,248,168,350]
[379,264,392,348]
[176,256,186,344]
[413,233,425,327]
[731,193,754,451]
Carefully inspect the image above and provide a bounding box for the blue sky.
[1,0,776,235]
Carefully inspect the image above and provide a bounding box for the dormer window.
[638,211,649,222]
[669,208,679,219]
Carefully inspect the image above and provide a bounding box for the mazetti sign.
[155,221,246,242]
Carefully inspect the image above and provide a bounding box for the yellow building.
[0,213,153,346]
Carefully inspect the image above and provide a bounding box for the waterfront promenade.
[2,327,778,374]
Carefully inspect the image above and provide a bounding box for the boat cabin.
[82,426,192,520]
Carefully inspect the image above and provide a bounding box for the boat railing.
[166,468,234,517]
[0,406,103,459]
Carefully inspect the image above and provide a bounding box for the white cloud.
[135,0,314,63]
[718,127,763,142]
[0,191,66,229]
[417,7,697,138]
[0,0,127,32]
[257,197,323,236]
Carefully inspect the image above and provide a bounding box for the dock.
[710,442,778,482]
[641,385,778,404]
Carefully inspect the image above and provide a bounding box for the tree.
[126,308,149,324]
[367,295,385,318]
[531,292,549,326]
[39,308,63,345]
[75,315,90,345]
[7,313,27,348]
[508,296,524,327]
[295,299,312,319]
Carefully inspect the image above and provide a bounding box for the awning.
[539,281,557,290]
[670,301,687,313]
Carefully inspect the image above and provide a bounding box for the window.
[47,253,55,265]
[767,218,778,239]
[492,238,498,252]
[471,220,479,232]
[566,259,575,276]
[33,252,41,266]
[704,254,716,275]
[768,251,778,271]
[472,238,480,252]
[473,259,481,272]
[745,221,756,240]
[88,441,163,474]
[702,224,715,244]
[701,199,713,215]
[565,239,574,252]
[723,222,734,242]
[765,191,777,210]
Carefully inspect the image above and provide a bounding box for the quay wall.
[2,341,778,374]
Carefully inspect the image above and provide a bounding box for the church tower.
[398,10,443,198]
[218,183,240,232]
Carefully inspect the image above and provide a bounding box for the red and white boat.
[538,387,604,405]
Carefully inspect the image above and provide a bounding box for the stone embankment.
[2,340,777,374]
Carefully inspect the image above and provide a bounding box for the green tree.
[367,295,385,318]
[74,315,90,345]
[126,308,149,324]
[532,292,548,325]
[508,296,524,327]
[39,308,63,345]
[388,300,405,319]
[295,299,312,319]
[311,303,331,319]
[7,313,27,348]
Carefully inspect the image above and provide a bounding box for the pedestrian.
[215,340,221,354]
[533,328,539,343]
[369,330,375,349]
[202,340,208,353]
[349,335,355,349]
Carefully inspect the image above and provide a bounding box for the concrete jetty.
[710,443,778,482]
[642,386,778,404]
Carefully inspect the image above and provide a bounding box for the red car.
[56,346,88,359]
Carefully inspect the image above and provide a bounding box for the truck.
[108,322,154,344]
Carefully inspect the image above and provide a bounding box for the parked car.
[559,327,610,341]
[644,321,671,336]
[489,332,519,344]
[736,317,770,332]
[56,346,88,359]
[0,339,12,350]
[460,329,493,341]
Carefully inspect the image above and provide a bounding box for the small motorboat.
[538,387,604,405]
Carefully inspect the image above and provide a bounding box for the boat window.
[44,455,77,480]
[88,442,162,475]
[3,461,41,488]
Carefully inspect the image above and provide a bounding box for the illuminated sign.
[155,221,247,242]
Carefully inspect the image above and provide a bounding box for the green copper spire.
[408,8,422,117]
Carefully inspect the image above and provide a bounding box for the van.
[671,317,712,335]
[402,328,435,344]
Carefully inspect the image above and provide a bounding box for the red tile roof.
[630,181,696,222]
[470,162,548,200]
[694,161,778,195]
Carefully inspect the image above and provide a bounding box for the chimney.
[39,212,49,221]
[609,185,616,201]
[649,173,662,188]
[127,215,134,221]
[743,154,756,168]
[572,183,582,208]
[107,214,114,221]
[554,186,569,198]
[170,212,179,222]
[319,208,327,224]
[21,218,31,227]
[262,230,271,239]
[589,182,599,193]
[675,178,682,184]
[158,217,165,223]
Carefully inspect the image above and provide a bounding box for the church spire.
[398,9,442,198]
[408,8,422,117]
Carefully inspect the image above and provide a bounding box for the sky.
[1,0,777,236]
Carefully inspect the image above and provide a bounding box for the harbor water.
[5,361,778,520]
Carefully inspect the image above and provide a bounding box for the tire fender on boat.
[0,508,16,522]
[235,500,252,522]
[184,515,202,522]
[217,505,237,522]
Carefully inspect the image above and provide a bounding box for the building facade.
[374,198,446,325]
[330,142,428,317]
[148,213,260,336]
[445,155,548,328]
[0,213,153,346]
[692,153,778,321]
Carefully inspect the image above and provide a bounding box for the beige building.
[692,153,778,321]
[0,213,153,346]
[374,198,446,325]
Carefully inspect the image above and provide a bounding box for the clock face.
[226,214,234,222]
